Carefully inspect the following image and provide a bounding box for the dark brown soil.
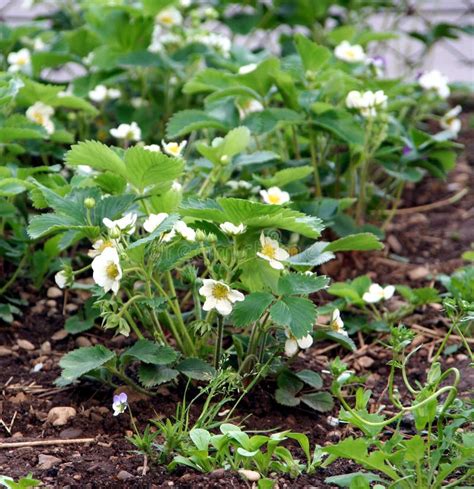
[0,114,473,488]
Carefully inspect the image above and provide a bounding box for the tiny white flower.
[330,308,347,336]
[110,122,141,141]
[304,271,314,276]
[238,99,264,118]
[257,233,289,270]
[161,140,187,157]
[78,164,94,175]
[144,144,161,152]
[440,105,462,137]
[33,37,47,52]
[103,212,137,235]
[171,180,182,192]
[143,212,169,233]
[238,63,257,75]
[260,186,290,205]
[88,239,116,258]
[219,222,247,235]
[131,96,147,108]
[7,48,32,74]
[107,88,121,99]
[346,90,387,118]
[199,279,244,316]
[26,102,55,134]
[82,52,95,66]
[88,84,108,102]
[327,416,340,427]
[284,329,313,356]
[419,70,450,99]
[156,7,182,26]
[335,41,366,63]
[55,271,68,289]
[92,246,122,294]
[174,220,196,241]
[362,283,395,303]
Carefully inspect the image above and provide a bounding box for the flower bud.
[220,154,230,165]
[207,233,217,243]
[109,226,121,239]
[195,229,207,242]
[84,197,96,208]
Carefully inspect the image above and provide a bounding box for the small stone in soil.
[37,454,62,470]
[0,346,13,356]
[117,470,134,481]
[47,406,76,426]
[408,266,430,281]
[40,341,52,354]
[47,287,63,298]
[76,336,92,347]
[59,427,83,439]
[17,339,35,351]
[51,329,68,341]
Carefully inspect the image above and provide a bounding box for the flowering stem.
[214,315,224,370]
[309,129,322,197]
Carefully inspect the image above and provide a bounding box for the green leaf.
[277,273,329,295]
[301,392,334,412]
[190,428,211,451]
[324,233,383,252]
[183,68,235,95]
[295,34,331,73]
[64,316,95,334]
[122,339,178,365]
[243,108,303,134]
[288,242,335,266]
[230,292,274,327]
[65,140,126,176]
[270,296,317,338]
[255,165,313,188]
[275,387,300,407]
[138,364,179,388]
[295,369,323,389]
[124,146,184,192]
[240,258,280,293]
[129,213,180,249]
[176,358,215,380]
[58,345,115,383]
[166,109,228,139]
[312,110,365,145]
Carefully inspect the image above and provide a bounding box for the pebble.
[51,329,68,341]
[47,287,63,298]
[238,469,261,481]
[65,303,79,313]
[46,300,57,308]
[37,454,62,470]
[41,341,52,354]
[209,469,226,479]
[76,336,92,347]
[357,356,375,369]
[47,406,77,426]
[0,346,12,356]
[408,266,430,281]
[117,470,134,481]
[17,339,35,351]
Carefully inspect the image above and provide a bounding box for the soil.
[0,114,473,488]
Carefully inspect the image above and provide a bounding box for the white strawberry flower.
[156,7,182,26]
[144,144,161,152]
[162,220,196,242]
[107,88,121,99]
[171,181,182,192]
[103,212,137,235]
[238,99,264,118]
[440,105,462,137]
[334,41,366,63]
[26,102,55,134]
[238,63,257,75]
[88,239,116,258]
[143,212,169,233]
[33,37,47,52]
[418,70,450,99]
[257,233,289,270]
[54,271,68,289]
[92,247,122,294]
[346,90,387,118]
[7,48,32,74]
[161,140,187,157]
[284,329,313,356]
[260,186,290,205]
[219,222,247,235]
[330,309,347,336]
[110,122,141,141]
[199,279,245,316]
[362,283,395,303]
[88,85,107,102]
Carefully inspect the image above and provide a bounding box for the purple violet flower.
[112,392,128,416]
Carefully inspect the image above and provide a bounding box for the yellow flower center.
[99,241,113,252]
[159,14,174,25]
[33,113,45,125]
[268,194,281,204]
[262,243,276,259]
[167,143,179,154]
[106,263,120,280]
[212,283,229,300]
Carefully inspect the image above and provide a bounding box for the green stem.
[0,253,27,295]
[214,315,224,369]
[309,129,322,197]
